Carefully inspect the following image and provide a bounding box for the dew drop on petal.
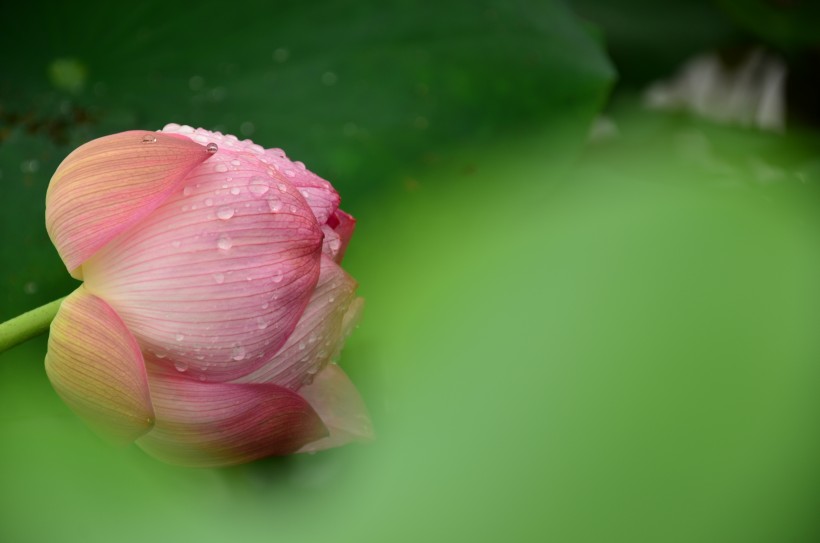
[217,235,233,250]
[231,159,241,167]
[232,344,246,361]
[175,333,185,341]
[272,269,283,283]
[204,198,214,207]
[267,197,282,212]
[215,163,228,173]
[142,134,157,143]
[277,183,288,193]
[183,185,194,196]
[217,206,235,220]
[298,341,306,351]
[206,143,218,154]
[230,187,241,196]
[248,177,270,197]
[174,360,189,372]
[213,272,225,284]
[256,317,268,330]
[171,240,182,249]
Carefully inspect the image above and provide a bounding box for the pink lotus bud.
[44,125,372,467]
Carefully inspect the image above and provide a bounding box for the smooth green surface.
[2,1,820,542]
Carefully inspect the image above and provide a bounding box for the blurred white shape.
[587,115,620,142]
[644,49,786,132]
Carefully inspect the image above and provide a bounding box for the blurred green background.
[2,1,820,541]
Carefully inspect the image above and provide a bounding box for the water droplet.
[298,341,306,351]
[174,360,188,372]
[142,134,157,143]
[267,198,282,212]
[273,47,290,63]
[204,197,214,206]
[329,296,335,303]
[175,333,185,342]
[284,169,296,178]
[213,272,225,284]
[183,185,194,196]
[300,189,310,199]
[206,142,218,154]
[156,351,167,359]
[214,163,228,173]
[289,205,297,213]
[262,302,269,309]
[230,187,241,195]
[217,235,233,250]
[321,71,338,86]
[189,75,204,91]
[21,159,39,173]
[249,177,270,197]
[232,344,246,361]
[277,183,288,192]
[217,206,235,220]
[256,318,268,330]
[171,240,182,249]
[272,269,283,283]
[240,121,255,136]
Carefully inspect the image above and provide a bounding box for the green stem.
[0,297,66,353]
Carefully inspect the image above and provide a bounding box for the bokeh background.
[2,1,820,541]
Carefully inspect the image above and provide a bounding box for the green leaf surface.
[1,1,616,542]
[4,1,820,542]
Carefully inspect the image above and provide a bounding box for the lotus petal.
[46,131,211,278]
[45,286,154,443]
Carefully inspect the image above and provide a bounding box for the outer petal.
[235,255,360,389]
[160,125,340,225]
[82,142,324,382]
[45,286,155,444]
[297,364,373,453]
[264,148,340,225]
[46,131,211,278]
[326,209,356,263]
[136,369,327,467]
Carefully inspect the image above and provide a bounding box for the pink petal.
[161,125,340,225]
[326,209,356,263]
[46,131,211,278]
[136,370,327,467]
[235,255,360,389]
[297,364,373,453]
[321,225,343,261]
[45,286,155,444]
[263,147,340,225]
[82,144,324,382]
